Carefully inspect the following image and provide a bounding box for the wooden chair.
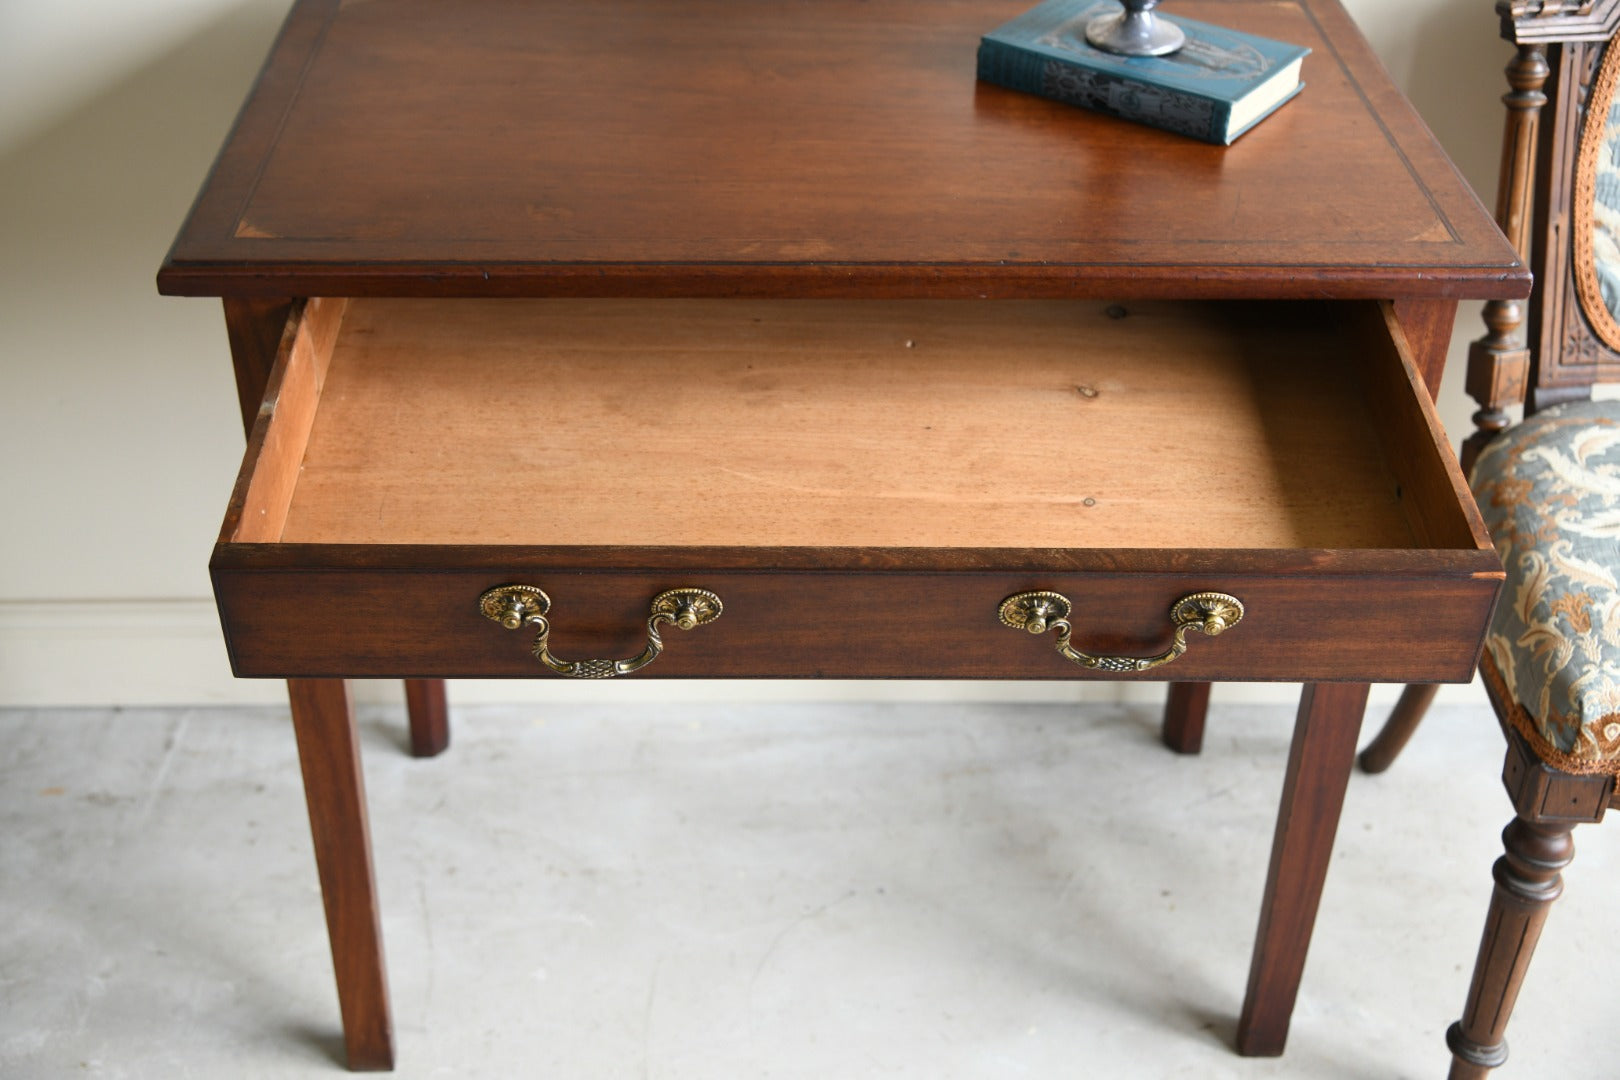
[1356,2,1620,1075]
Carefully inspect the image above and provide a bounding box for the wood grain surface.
[229,297,344,543]
[157,0,1526,301]
[211,562,1499,682]
[287,678,393,1071]
[1352,302,1492,550]
[1237,680,1370,1056]
[273,298,1451,551]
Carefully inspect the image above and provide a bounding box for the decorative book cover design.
[977,0,1310,144]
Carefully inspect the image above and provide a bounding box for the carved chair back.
[1467,0,1620,467]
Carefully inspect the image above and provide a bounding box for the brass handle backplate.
[479,584,722,678]
[998,591,1244,672]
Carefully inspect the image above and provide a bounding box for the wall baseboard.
[0,599,1491,710]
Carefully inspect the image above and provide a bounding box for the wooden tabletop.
[159,0,1527,300]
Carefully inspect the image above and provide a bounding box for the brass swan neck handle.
[999,591,1244,672]
[480,584,722,679]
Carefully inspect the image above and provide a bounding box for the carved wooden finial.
[1461,43,1550,472]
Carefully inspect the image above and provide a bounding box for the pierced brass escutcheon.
[479,584,722,679]
[999,590,1244,672]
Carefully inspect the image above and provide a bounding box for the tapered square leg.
[1237,681,1369,1056]
[404,679,450,758]
[1161,682,1211,754]
[288,678,394,1071]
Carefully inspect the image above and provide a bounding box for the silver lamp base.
[1085,1,1186,57]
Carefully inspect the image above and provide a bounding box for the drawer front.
[212,559,1498,682]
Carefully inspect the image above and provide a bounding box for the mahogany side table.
[160,0,1527,1069]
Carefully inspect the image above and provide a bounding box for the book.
[977,0,1309,145]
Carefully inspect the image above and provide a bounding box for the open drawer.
[212,297,1502,682]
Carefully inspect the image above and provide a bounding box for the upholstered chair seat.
[1471,398,1620,775]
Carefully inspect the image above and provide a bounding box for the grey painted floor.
[1,700,1612,1079]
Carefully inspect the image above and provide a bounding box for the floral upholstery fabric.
[1471,398,1620,773]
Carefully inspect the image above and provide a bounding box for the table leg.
[1236,681,1369,1056]
[223,296,296,434]
[1161,682,1211,754]
[404,679,450,758]
[289,678,394,1071]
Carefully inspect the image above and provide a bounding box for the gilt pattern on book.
[978,0,1310,144]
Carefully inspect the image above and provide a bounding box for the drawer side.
[1356,302,1493,553]
[220,296,347,543]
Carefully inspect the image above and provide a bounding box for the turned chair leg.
[289,678,395,1071]
[1445,813,1576,1079]
[404,678,450,758]
[1237,681,1369,1055]
[1162,681,1211,754]
[1357,683,1438,774]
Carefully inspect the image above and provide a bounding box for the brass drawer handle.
[998,591,1244,672]
[479,584,723,678]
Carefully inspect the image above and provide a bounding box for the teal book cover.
[977,0,1310,144]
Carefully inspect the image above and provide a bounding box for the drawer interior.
[228,297,1480,554]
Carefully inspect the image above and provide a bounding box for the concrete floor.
[1,699,1612,1079]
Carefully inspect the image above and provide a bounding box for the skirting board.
[0,599,1493,710]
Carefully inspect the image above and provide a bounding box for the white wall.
[0,0,1509,707]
